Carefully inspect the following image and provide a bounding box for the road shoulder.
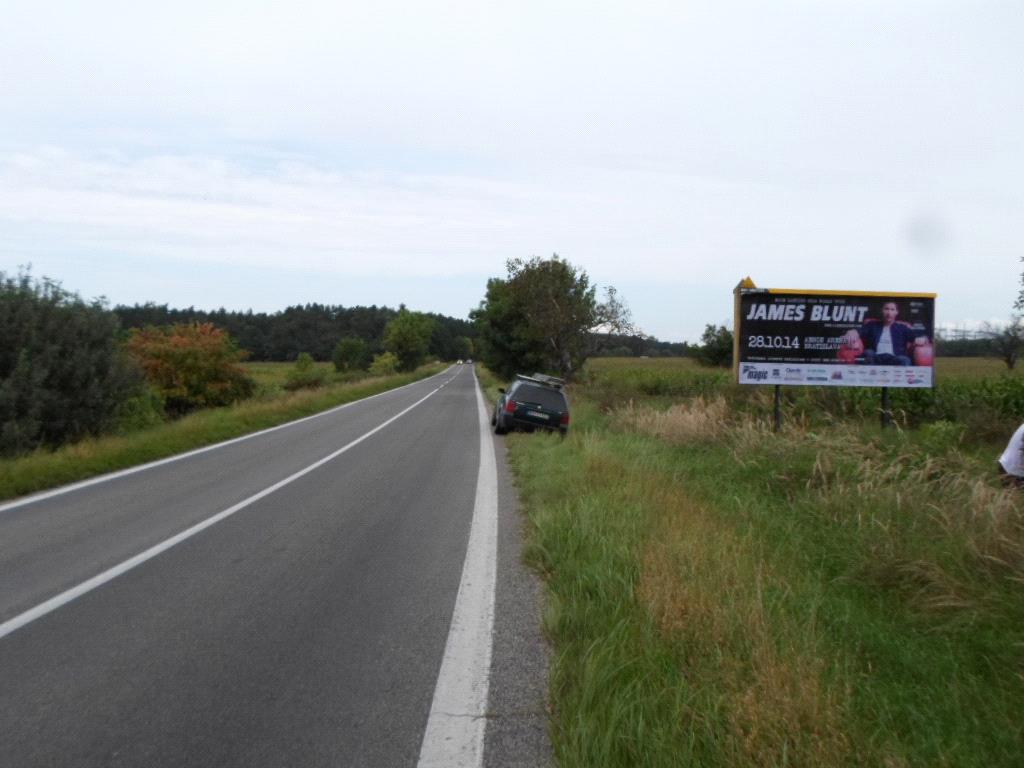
[484,430,553,768]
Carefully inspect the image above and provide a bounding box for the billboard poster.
[734,287,936,388]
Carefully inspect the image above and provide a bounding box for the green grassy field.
[586,354,1022,380]
[494,357,1024,767]
[0,363,445,502]
[242,360,349,389]
[933,356,1024,380]
[582,356,1024,444]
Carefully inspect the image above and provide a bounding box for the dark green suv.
[492,374,570,436]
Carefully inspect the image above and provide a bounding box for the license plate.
[527,410,549,420]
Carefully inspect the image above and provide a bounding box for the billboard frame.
[732,278,938,428]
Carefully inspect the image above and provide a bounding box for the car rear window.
[512,384,566,410]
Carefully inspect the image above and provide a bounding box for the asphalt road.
[0,365,550,768]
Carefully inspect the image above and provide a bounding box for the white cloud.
[0,147,529,275]
[0,1,1022,339]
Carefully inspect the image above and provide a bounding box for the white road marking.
[0,374,458,641]
[417,370,498,768]
[0,367,456,515]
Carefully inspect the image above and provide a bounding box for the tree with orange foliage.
[126,323,254,416]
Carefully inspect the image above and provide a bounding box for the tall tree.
[383,308,434,372]
[1016,256,1024,311]
[0,270,144,456]
[472,277,547,380]
[694,323,734,367]
[472,255,633,380]
[984,317,1024,370]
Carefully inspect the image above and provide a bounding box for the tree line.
[1,261,695,457]
[589,333,693,358]
[113,302,476,363]
[114,297,693,371]
[1,271,455,457]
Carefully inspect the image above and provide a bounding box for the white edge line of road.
[0,371,458,641]
[416,369,498,768]
[0,366,455,515]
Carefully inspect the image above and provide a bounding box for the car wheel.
[494,414,508,435]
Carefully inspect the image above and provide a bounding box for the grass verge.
[504,367,1024,767]
[584,357,1024,443]
[0,364,445,503]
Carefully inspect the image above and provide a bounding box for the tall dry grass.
[510,362,1024,766]
[637,481,852,767]
[611,396,731,443]
[588,356,1024,441]
[613,397,1024,627]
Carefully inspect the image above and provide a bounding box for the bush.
[113,386,166,433]
[0,271,146,456]
[284,352,328,390]
[369,352,399,376]
[694,323,733,367]
[332,337,371,372]
[126,323,254,416]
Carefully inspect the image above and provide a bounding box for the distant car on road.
[492,374,569,436]
[457,359,464,364]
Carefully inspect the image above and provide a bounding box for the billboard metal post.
[880,387,893,429]
[773,385,782,432]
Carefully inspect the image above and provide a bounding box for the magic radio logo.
[741,365,768,382]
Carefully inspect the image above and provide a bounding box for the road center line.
[417,370,498,768]
[0,372,458,641]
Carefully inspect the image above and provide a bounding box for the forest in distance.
[112,301,694,362]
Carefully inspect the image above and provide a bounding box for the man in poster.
[842,300,931,366]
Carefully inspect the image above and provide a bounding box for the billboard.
[734,284,936,388]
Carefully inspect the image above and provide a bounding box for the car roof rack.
[515,372,565,389]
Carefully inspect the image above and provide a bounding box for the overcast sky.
[1,1,1021,341]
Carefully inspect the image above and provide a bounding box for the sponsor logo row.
[739,363,932,388]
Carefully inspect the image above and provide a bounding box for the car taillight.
[505,400,517,413]
[560,413,570,426]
